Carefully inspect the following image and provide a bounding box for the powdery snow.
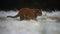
[0,10,60,34]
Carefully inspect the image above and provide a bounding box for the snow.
[0,10,60,34]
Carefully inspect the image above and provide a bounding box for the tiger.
[7,8,42,21]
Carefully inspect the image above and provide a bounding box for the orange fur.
[7,8,42,21]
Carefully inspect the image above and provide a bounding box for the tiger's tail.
[7,13,19,18]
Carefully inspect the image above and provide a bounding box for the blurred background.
[0,0,60,11]
[0,0,60,34]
